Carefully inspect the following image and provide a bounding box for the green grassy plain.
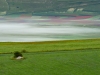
[0,39,100,54]
[0,39,100,75]
[0,50,100,75]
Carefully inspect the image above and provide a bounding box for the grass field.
[0,39,100,54]
[0,39,100,75]
[0,50,100,75]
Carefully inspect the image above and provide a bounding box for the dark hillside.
[0,0,100,15]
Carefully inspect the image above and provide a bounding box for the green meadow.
[0,39,100,53]
[0,39,100,75]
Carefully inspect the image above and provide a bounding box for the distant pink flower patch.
[67,16,92,20]
[19,14,32,18]
[75,16,92,19]
[49,16,93,23]
[49,17,69,23]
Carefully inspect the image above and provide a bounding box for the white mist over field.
[0,16,100,42]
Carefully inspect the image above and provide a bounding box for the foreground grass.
[0,50,100,75]
[0,39,100,53]
[0,39,100,75]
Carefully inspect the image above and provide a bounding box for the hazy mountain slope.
[0,0,100,15]
[0,0,9,11]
